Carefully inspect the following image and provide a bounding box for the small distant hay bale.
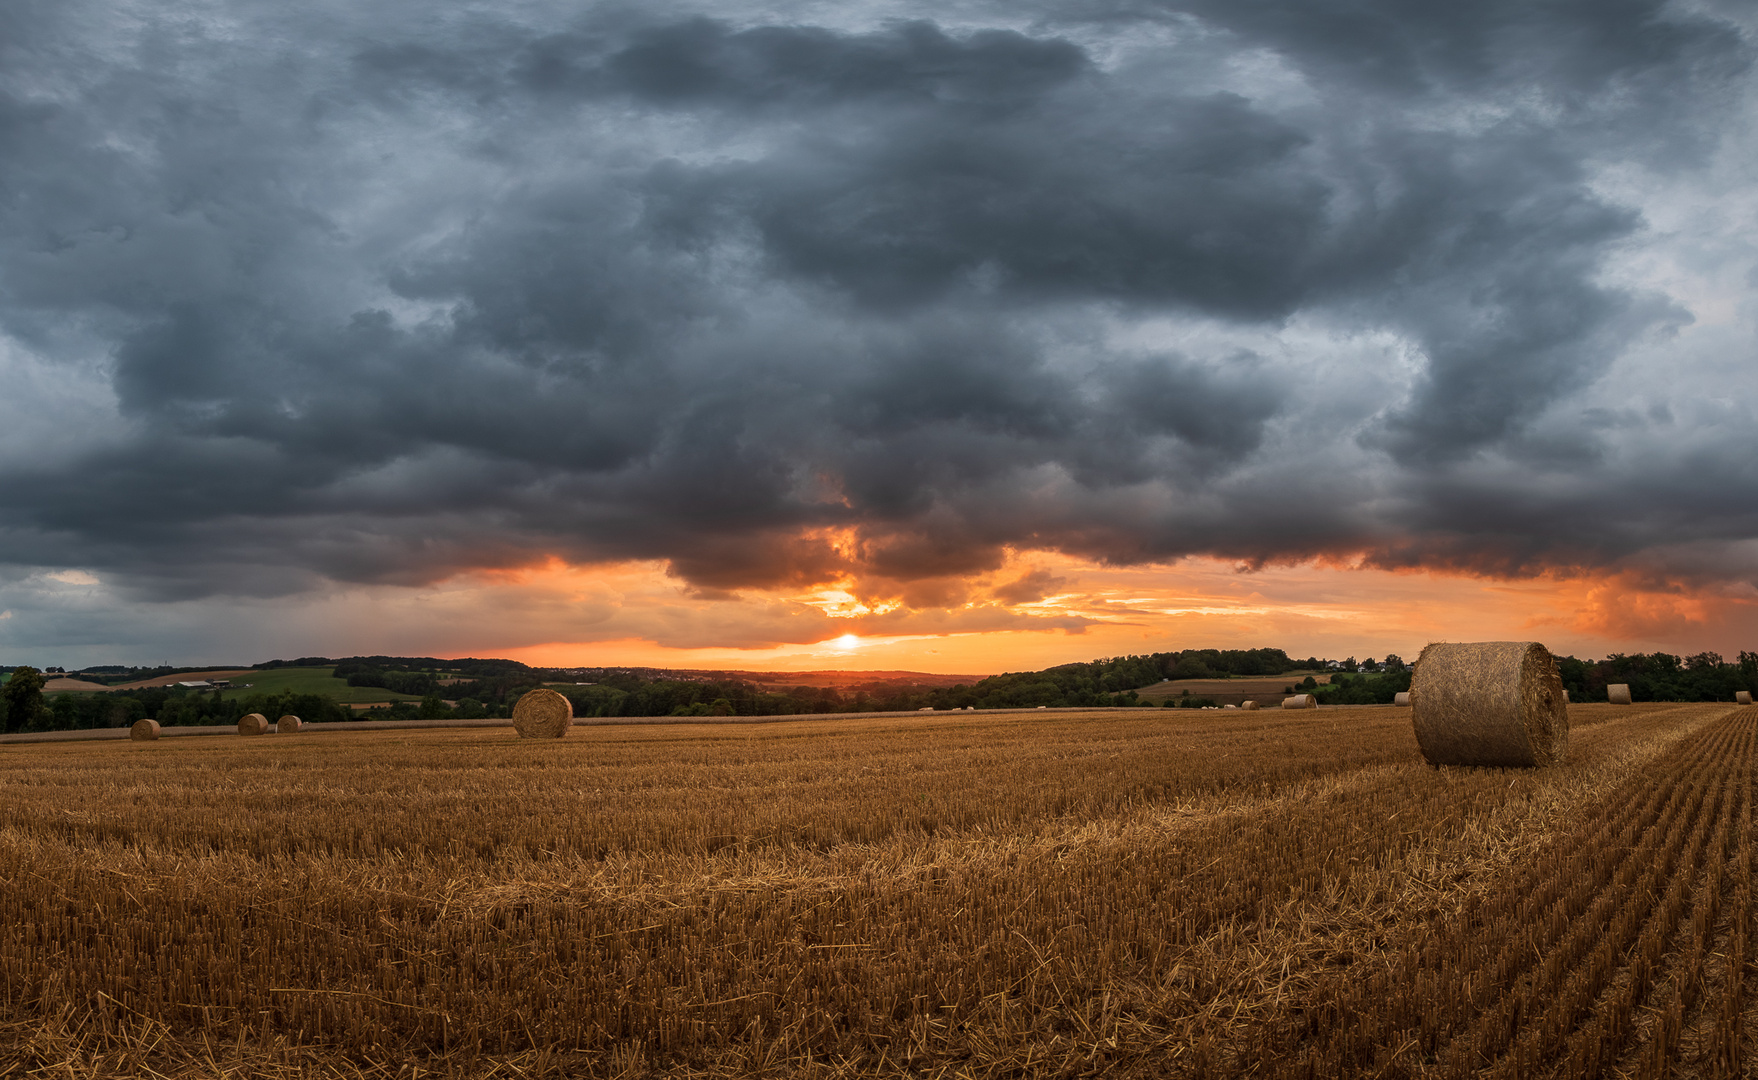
[1222,704,1238,710]
[512,688,573,738]
[1393,692,1411,707]
[130,719,160,741]
[1240,700,1260,711]
[1563,689,1570,703]
[238,713,269,737]
[1607,683,1632,705]
[1737,691,1753,705]
[276,715,302,734]
[1281,694,1317,710]
[1411,641,1567,768]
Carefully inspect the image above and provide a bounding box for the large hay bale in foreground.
[1738,691,1753,705]
[1393,692,1411,707]
[1281,694,1317,710]
[512,688,573,738]
[1240,700,1260,711]
[1411,641,1567,768]
[238,713,269,737]
[1607,683,1632,705]
[276,715,302,734]
[130,719,160,741]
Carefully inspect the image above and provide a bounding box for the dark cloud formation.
[0,0,1754,639]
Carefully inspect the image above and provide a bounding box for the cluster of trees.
[336,662,443,696]
[936,648,1302,711]
[326,656,547,715]
[0,655,552,733]
[1160,648,1302,677]
[0,667,353,733]
[1312,669,1413,705]
[1557,651,1758,703]
[258,655,527,677]
[1305,651,1758,706]
[561,673,856,718]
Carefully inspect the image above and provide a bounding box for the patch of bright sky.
[43,570,101,586]
[0,333,125,466]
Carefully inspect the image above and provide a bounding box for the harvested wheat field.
[0,703,1754,1078]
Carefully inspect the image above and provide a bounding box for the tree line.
[1306,651,1758,706]
[6,648,1755,732]
[1557,651,1758,703]
[0,649,1300,730]
[0,658,551,734]
[0,672,355,733]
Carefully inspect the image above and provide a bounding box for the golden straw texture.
[276,715,302,734]
[1607,683,1632,705]
[1738,691,1752,705]
[1281,694,1317,710]
[1393,692,1411,706]
[237,713,269,737]
[512,688,573,739]
[1410,641,1567,768]
[129,719,160,741]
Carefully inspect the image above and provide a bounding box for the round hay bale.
[1239,700,1260,711]
[1737,691,1752,705]
[276,715,302,734]
[238,713,269,737]
[1281,694,1317,710]
[1607,683,1632,705]
[1393,691,1411,707]
[1563,689,1571,703]
[1411,641,1567,768]
[130,719,160,741]
[512,688,573,738]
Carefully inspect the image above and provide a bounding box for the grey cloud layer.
[0,0,1753,623]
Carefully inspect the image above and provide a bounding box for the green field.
[177,667,428,704]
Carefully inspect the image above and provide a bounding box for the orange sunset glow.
[464,553,1758,674]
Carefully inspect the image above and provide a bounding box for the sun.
[832,633,862,650]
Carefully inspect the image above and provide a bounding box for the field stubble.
[0,703,1751,1077]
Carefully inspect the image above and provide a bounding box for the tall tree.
[3,666,47,733]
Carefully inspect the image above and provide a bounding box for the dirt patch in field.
[40,677,114,692]
[102,669,256,691]
[1136,674,1332,705]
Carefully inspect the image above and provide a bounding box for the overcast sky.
[2,0,1755,668]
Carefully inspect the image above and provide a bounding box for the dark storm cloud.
[1164,0,1746,107]
[583,18,1088,107]
[0,0,1752,621]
